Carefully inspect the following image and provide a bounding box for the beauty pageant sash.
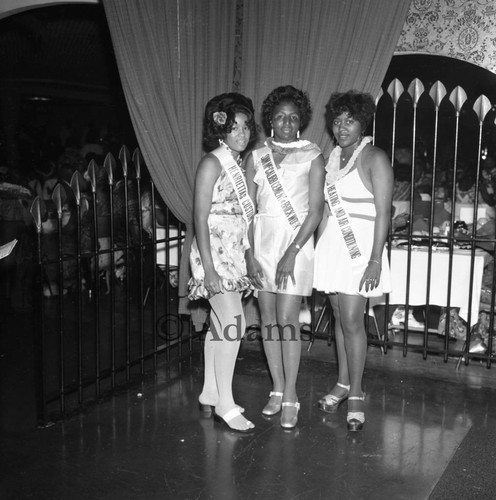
[259,147,301,231]
[325,181,365,268]
[213,147,254,225]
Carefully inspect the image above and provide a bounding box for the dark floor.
[1,330,496,500]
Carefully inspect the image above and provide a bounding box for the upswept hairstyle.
[261,85,312,136]
[203,92,257,152]
[325,90,376,133]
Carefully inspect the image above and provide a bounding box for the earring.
[297,130,300,139]
[271,128,274,138]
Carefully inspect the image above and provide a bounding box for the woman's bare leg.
[336,293,367,412]
[326,293,350,398]
[258,291,285,401]
[276,293,303,403]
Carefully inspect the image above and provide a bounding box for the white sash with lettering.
[325,182,365,269]
[259,147,301,230]
[324,137,372,269]
[213,147,254,225]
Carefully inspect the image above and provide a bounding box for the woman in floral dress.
[189,93,257,432]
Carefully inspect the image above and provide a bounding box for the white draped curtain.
[240,0,411,157]
[103,0,238,224]
[102,0,411,326]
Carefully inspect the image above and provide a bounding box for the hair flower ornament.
[213,111,227,125]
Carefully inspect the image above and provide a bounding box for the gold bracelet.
[369,259,380,265]
[293,242,301,251]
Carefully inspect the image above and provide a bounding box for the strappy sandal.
[199,401,245,415]
[347,395,365,432]
[213,407,255,433]
[317,382,350,413]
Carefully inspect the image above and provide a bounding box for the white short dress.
[253,143,321,296]
[314,163,391,298]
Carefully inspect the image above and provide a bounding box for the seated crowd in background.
[389,144,496,353]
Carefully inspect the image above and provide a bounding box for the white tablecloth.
[156,226,184,268]
[374,247,485,326]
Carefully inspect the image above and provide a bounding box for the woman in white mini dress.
[314,90,393,432]
[245,85,325,429]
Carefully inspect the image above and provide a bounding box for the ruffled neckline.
[265,137,317,155]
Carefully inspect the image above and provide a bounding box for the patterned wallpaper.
[396,0,496,74]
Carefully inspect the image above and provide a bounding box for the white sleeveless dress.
[314,162,391,297]
[253,144,321,296]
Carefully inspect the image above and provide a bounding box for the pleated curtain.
[102,0,412,327]
[240,0,412,157]
[102,0,238,225]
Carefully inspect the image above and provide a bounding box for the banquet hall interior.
[1,1,496,499]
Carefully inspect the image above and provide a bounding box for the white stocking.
[208,291,245,414]
[199,329,217,404]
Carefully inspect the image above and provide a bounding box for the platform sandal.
[347,396,365,432]
[317,383,350,413]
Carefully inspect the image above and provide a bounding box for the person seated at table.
[391,146,421,232]
[479,154,496,208]
[392,146,422,203]
[455,158,476,204]
[57,136,87,184]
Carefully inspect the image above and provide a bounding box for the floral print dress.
[188,163,251,300]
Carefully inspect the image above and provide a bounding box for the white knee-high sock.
[200,329,217,403]
[209,292,245,412]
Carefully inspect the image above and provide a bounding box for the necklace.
[265,137,315,156]
[326,136,372,184]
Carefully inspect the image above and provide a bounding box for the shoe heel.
[199,402,214,414]
[317,383,350,413]
[347,395,365,432]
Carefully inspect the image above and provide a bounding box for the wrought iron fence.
[28,146,194,424]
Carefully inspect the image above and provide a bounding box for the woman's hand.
[276,246,298,290]
[204,268,223,297]
[246,255,264,289]
[359,260,381,292]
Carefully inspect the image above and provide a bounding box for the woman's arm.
[360,146,393,292]
[244,153,264,289]
[315,202,330,242]
[193,154,223,295]
[276,153,325,290]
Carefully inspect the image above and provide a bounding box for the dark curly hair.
[325,90,376,134]
[203,92,257,152]
[261,85,312,136]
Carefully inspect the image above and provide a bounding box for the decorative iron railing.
[28,146,193,424]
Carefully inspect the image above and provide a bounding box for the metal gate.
[28,146,194,424]
[311,77,496,368]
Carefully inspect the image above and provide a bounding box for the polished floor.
[1,328,496,500]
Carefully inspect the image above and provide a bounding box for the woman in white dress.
[314,90,393,432]
[245,85,325,429]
